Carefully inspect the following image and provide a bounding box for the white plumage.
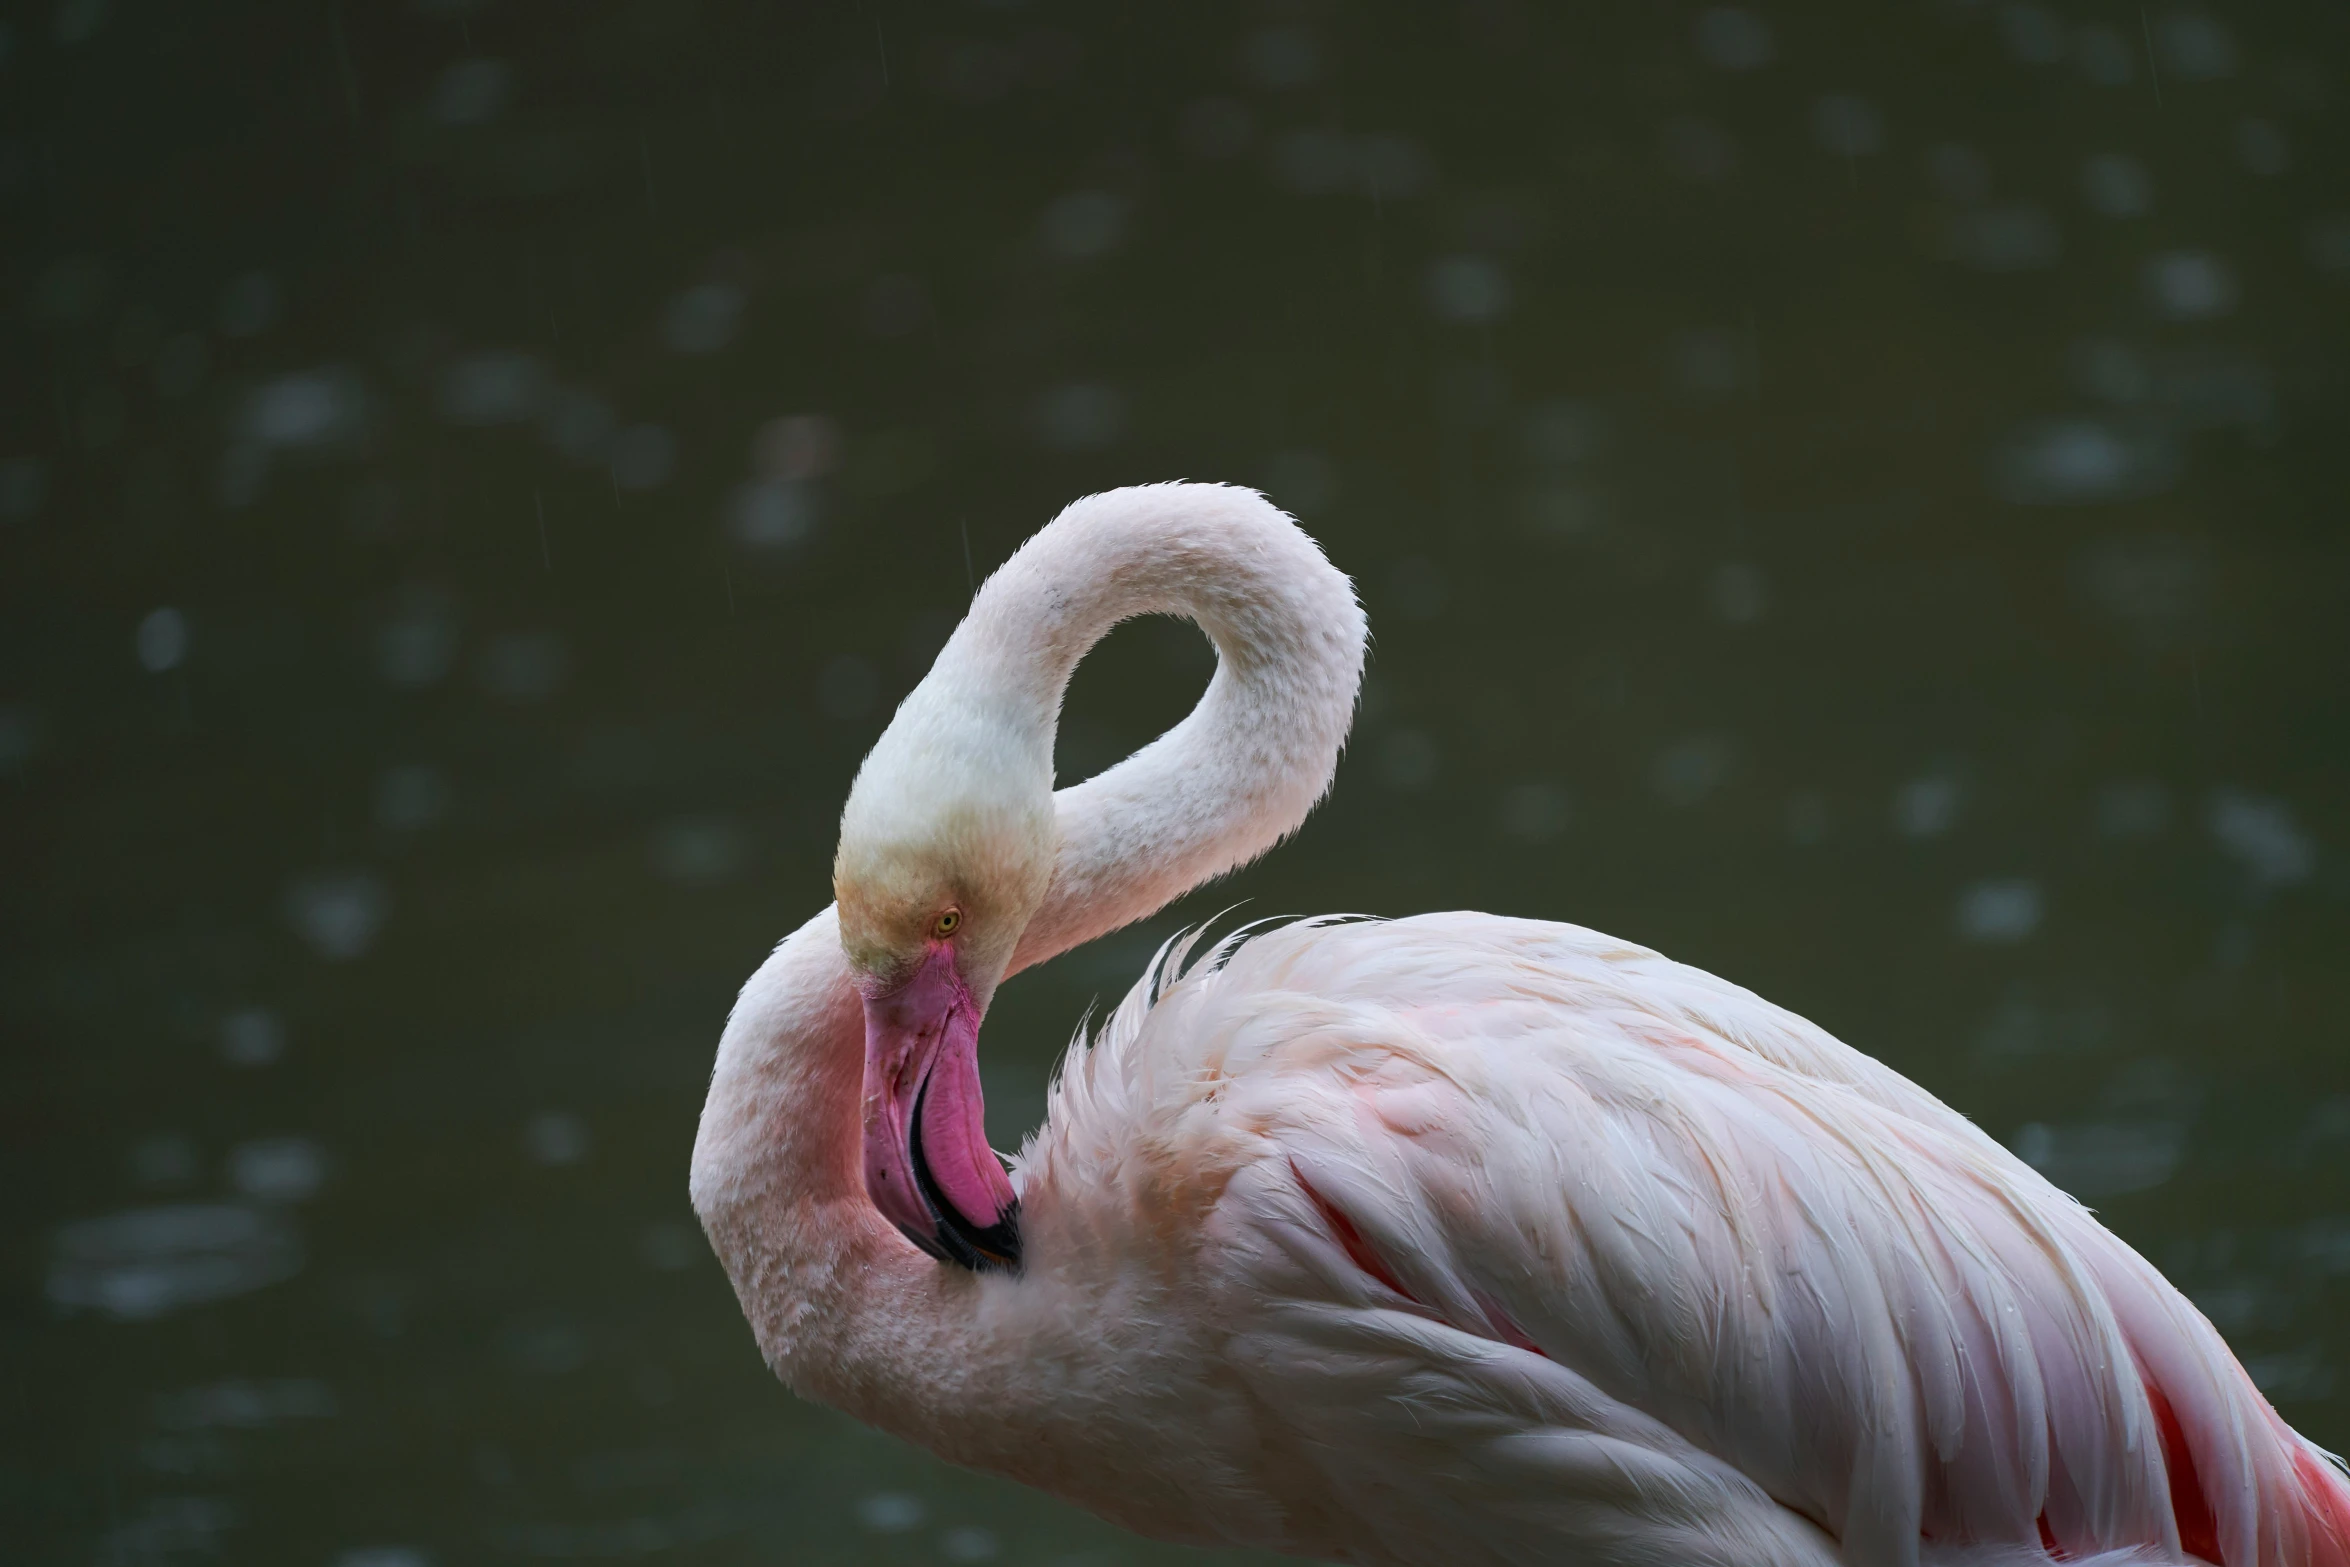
[691,484,2349,1566]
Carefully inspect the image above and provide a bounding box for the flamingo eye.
[933,909,961,938]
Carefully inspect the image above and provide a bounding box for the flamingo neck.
[964,482,1367,971]
[690,482,1363,1433]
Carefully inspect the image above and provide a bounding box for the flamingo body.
[691,484,2350,1567]
[1018,913,2349,1565]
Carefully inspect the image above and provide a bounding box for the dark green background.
[6,1,2348,1562]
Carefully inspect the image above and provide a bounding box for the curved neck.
[960,483,1365,970]
[691,483,1361,1431]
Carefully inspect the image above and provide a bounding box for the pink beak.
[860,942,1021,1272]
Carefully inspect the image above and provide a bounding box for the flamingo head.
[833,688,1054,1273]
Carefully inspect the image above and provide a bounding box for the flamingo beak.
[859,943,1021,1273]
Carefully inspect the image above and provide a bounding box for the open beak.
[860,943,1021,1272]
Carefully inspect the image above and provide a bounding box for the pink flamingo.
[691,483,2350,1566]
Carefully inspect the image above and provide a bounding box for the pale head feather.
[832,671,1057,1001]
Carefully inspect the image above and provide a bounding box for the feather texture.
[1008,915,2350,1566]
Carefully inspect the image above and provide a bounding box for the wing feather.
[1024,913,2349,1565]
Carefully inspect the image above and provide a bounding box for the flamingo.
[690,483,2350,1566]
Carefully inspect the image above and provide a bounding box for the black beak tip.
[941,1203,1022,1274]
[892,1220,956,1265]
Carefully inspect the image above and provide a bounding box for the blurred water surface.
[6,2,2350,1563]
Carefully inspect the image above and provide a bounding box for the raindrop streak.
[960,517,975,601]
[534,489,550,572]
[2140,9,2163,107]
[328,0,361,127]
